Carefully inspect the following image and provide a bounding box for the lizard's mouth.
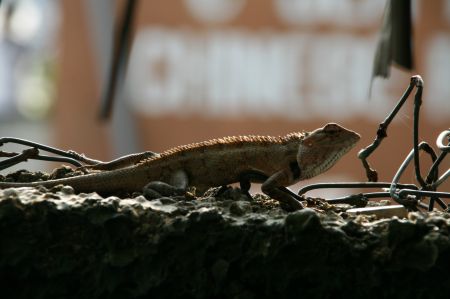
[315,147,350,176]
[301,140,358,179]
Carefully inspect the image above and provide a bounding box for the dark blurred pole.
[99,0,138,120]
[85,0,141,157]
[372,0,413,80]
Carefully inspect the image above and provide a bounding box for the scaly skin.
[0,123,360,210]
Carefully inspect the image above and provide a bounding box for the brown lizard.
[0,123,360,210]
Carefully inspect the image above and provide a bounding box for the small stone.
[341,220,366,237]
[425,216,448,228]
[188,207,223,223]
[146,199,179,214]
[247,215,267,224]
[60,185,75,195]
[379,199,391,205]
[131,192,142,198]
[408,212,425,222]
[133,195,148,203]
[229,201,251,216]
[105,196,120,209]
[2,188,19,198]
[43,193,60,200]
[159,197,177,205]
[285,208,322,234]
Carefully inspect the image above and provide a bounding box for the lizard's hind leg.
[143,170,188,200]
[143,181,186,199]
[203,170,268,200]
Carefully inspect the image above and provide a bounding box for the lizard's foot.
[261,184,304,211]
[216,185,230,196]
[280,199,304,212]
[143,181,185,200]
[242,190,253,201]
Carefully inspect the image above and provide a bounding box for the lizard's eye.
[323,123,341,133]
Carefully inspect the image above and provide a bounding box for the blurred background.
[0,0,448,197]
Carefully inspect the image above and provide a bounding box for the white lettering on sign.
[183,0,247,24]
[182,0,386,27]
[126,28,394,120]
[272,0,384,27]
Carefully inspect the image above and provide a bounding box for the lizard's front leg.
[261,169,304,211]
[143,170,188,199]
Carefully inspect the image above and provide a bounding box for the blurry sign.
[125,0,449,122]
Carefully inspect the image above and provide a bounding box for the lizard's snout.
[322,123,360,144]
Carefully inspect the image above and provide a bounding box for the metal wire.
[0,137,100,168]
[299,76,449,211]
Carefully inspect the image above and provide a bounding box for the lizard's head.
[297,123,360,179]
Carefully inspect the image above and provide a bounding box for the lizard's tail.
[0,167,147,194]
[0,176,93,191]
[0,180,58,189]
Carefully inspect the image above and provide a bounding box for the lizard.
[0,123,360,210]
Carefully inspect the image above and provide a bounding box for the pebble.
[60,185,75,195]
[159,197,177,205]
[2,188,19,198]
[285,208,322,233]
[229,201,251,216]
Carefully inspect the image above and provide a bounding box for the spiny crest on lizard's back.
[143,132,307,162]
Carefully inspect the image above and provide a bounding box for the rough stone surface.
[1,171,450,298]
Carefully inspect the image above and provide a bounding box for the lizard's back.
[143,133,305,192]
